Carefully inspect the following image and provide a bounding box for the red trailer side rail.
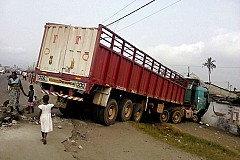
[89,24,188,105]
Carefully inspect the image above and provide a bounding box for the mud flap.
[93,87,111,107]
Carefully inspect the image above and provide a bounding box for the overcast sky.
[0,0,239,90]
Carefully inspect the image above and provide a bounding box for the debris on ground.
[12,120,17,125]
[20,115,27,120]
[199,121,204,125]
[78,145,83,149]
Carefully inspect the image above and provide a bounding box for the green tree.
[202,57,216,83]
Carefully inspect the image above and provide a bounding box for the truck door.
[61,27,98,77]
[39,24,71,73]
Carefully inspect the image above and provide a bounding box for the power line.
[106,0,156,27]
[102,0,137,23]
[117,0,182,31]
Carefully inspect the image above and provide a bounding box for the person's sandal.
[43,139,47,145]
[40,139,44,142]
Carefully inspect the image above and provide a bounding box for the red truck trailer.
[36,23,208,125]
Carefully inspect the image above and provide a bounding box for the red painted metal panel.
[166,82,174,101]
[180,88,185,104]
[116,58,132,89]
[160,80,169,101]
[92,47,110,84]
[154,77,164,99]
[176,86,182,104]
[128,65,142,92]
[171,84,178,103]
[138,69,151,94]
[147,74,158,97]
[106,52,121,86]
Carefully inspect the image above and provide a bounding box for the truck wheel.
[171,110,182,124]
[131,103,143,123]
[118,98,133,122]
[59,99,72,116]
[59,107,70,117]
[93,105,101,122]
[159,110,170,123]
[99,99,118,126]
[59,99,80,117]
[192,114,199,123]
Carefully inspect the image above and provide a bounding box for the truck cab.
[184,78,209,121]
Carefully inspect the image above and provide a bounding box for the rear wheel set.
[98,99,119,126]
[131,103,144,123]
[118,98,133,122]
[170,110,182,124]
[94,98,144,125]
[159,110,170,123]
[192,114,200,123]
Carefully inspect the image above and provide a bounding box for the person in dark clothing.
[27,85,35,114]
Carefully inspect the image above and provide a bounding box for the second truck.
[35,23,209,125]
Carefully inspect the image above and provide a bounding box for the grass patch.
[130,122,239,160]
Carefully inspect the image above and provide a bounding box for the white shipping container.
[37,23,98,77]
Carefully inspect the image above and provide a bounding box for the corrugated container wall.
[37,24,98,77]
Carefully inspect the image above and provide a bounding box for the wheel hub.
[108,105,116,120]
[108,108,113,116]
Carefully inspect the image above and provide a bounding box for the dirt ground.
[62,120,203,160]
[0,116,75,160]
[173,122,240,154]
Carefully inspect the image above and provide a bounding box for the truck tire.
[118,98,133,122]
[159,110,170,123]
[59,99,80,117]
[59,107,70,116]
[93,105,101,122]
[171,110,182,124]
[58,99,73,116]
[131,103,143,123]
[99,99,118,126]
[192,114,199,123]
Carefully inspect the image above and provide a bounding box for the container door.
[39,25,70,73]
[61,27,98,77]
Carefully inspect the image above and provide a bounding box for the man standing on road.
[8,71,27,114]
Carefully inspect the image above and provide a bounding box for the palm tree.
[202,57,216,83]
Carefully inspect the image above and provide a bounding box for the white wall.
[201,101,240,135]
